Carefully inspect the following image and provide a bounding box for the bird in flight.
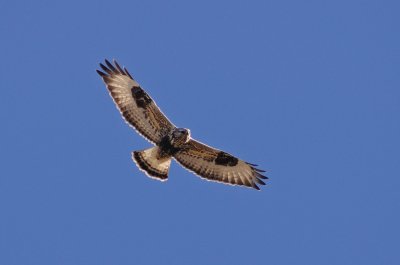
[97,59,267,190]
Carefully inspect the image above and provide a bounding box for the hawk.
[97,59,267,190]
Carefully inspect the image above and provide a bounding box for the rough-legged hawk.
[97,59,267,190]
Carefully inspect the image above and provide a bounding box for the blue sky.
[1,0,399,264]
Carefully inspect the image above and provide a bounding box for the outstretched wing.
[97,59,175,144]
[173,139,267,190]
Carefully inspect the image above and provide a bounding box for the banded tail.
[132,146,172,181]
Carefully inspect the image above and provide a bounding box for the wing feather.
[97,59,176,144]
[173,139,267,190]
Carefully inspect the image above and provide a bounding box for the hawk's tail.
[132,146,172,181]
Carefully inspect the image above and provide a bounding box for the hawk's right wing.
[174,139,267,190]
[97,59,175,144]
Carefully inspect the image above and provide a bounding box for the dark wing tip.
[96,70,106,76]
[246,161,268,180]
[97,59,134,80]
[105,59,117,72]
[113,59,125,74]
[124,67,134,79]
[247,163,268,190]
[255,178,266,186]
[256,172,268,180]
[98,59,123,76]
[99,62,111,75]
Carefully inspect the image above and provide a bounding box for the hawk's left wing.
[173,139,267,190]
[97,59,175,144]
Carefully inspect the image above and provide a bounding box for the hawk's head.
[171,128,191,146]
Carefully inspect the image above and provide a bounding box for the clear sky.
[1,0,399,264]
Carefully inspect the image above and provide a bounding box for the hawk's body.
[97,59,267,190]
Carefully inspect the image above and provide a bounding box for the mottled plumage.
[97,59,267,190]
